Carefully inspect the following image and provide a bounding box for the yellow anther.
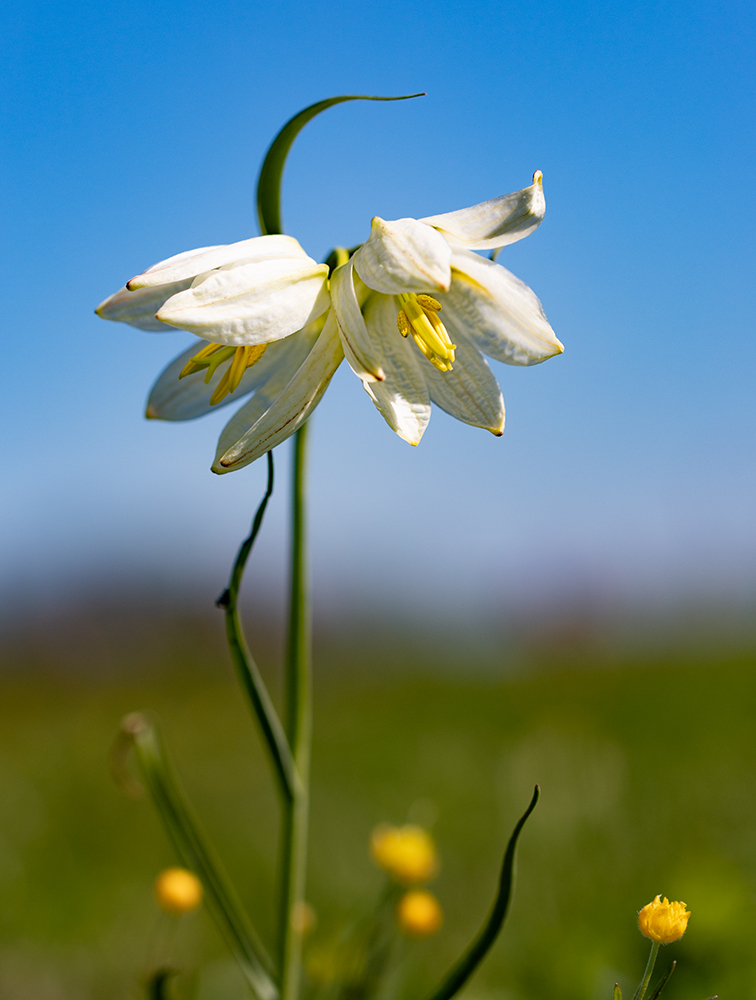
[179,341,234,380]
[397,294,455,372]
[416,294,441,312]
[176,343,269,406]
[180,342,266,401]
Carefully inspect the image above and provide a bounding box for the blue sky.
[2,0,754,615]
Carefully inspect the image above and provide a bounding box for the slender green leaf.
[120,713,279,1000]
[615,985,624,1000]
[423,786,540,1000]
[649,963,676,1000]
[256,93,425,236]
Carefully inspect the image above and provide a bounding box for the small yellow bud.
[154,867,203,915]
[396,890,443,937]
[638,895,690,944]
[370,824,439,884]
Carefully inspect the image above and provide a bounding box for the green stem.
[633,941,661,1000]
[279,423,312,1000]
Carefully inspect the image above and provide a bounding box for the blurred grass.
[1,599,755,1000]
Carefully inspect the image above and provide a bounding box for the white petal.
[444,248,563,366]
[127,235,309,289]
[360,293,431,445]
[146,327,318,421]
[330,260,385,382]
[95,281,191,331]
[353,217,451,294]
[212,311,344,473]
[423,328,505,434]
[420,172,545,250]
[155,257,331,345]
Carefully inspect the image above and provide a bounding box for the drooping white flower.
[96,234,344,468]
[95,173,562,472]
[328,171,563,446]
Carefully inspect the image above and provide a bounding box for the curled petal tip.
[533,170,543,186]
[145,404,158,419]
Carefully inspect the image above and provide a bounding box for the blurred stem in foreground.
[117,713,278,1000]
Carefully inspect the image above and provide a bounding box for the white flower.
[95,173,562,473]
[96,234,344,471]
[329,171,563,446]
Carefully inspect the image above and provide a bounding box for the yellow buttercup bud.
[396,889,443,937]
[154,867,203,915]
[638,895,690,944]
[370,824,439,884]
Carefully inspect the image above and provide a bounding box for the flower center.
[396,294,456,372]
[179,341,267,406]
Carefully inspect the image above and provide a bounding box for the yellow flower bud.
[638,895,690,944]
[154,867,203,915]
[370,824,439,884]
[396,890,443,937]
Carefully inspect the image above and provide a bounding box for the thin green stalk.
[279,422,312,1000]
[633,941,661,1000]
[217,452,300,804]
[120,713,278,1000]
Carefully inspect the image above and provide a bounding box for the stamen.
[416,294,441,312]
[179,341,233,380]
[178,341,267,404]
[203,347,236,383]
[397,293,455,372]
[208,344,267,406]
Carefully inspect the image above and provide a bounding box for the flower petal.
[95,281,192,331]
[146,327,318,421]
[353,217,451,294]
[360,293,431,445]
[127,234,309,289]
[444,248,563,365]
[420,172,545,250]
[212,311,344,473]
[330,259,385,382]
[423,328,505,434]
[155,257,331,345]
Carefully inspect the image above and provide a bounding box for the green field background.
[1,599,754,1000]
